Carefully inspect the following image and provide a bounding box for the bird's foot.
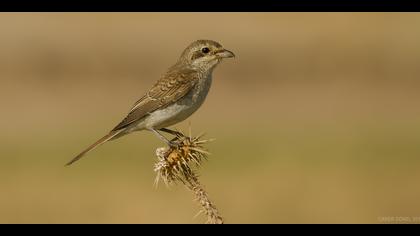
[168,140,181,148]
[168,136,186,148]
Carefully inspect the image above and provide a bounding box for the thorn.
[190,147,211,155]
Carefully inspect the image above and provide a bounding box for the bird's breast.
[144,75,213,129]
[190,74,213,107]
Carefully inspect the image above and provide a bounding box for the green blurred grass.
[1,120,420,223]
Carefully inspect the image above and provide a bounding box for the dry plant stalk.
[154,130,223,224]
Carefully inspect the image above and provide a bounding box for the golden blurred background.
[1,13,420,223]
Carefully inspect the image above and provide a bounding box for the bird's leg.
[159,128,184,138]
[149,128,181,147]
[159,128,186,145]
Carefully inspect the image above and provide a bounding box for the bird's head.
[179,39,235,71]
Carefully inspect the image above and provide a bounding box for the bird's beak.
[216,49,235,58]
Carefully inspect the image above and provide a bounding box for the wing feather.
[111,68,198,131]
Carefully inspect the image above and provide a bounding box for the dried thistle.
[154,130,223,224]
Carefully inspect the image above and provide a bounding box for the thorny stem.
[154,130,223,224]
[184,173,224,224]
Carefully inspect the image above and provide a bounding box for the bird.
[66,39,235,166]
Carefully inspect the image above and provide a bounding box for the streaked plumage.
[112,67,199,131]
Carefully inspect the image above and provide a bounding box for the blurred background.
[1,13,420,224]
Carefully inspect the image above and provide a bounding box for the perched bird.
[66,39,235,166]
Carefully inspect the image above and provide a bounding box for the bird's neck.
[176,59,219,75]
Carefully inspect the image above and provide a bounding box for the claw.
[168,140,180,148]
[168,137,186,148]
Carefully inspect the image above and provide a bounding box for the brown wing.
[111,68,199,131]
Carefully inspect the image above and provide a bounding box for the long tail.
[65,130,124,166]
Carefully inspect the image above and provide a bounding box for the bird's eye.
[201,47,210,53]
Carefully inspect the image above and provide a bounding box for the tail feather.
[66,130,123,166]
